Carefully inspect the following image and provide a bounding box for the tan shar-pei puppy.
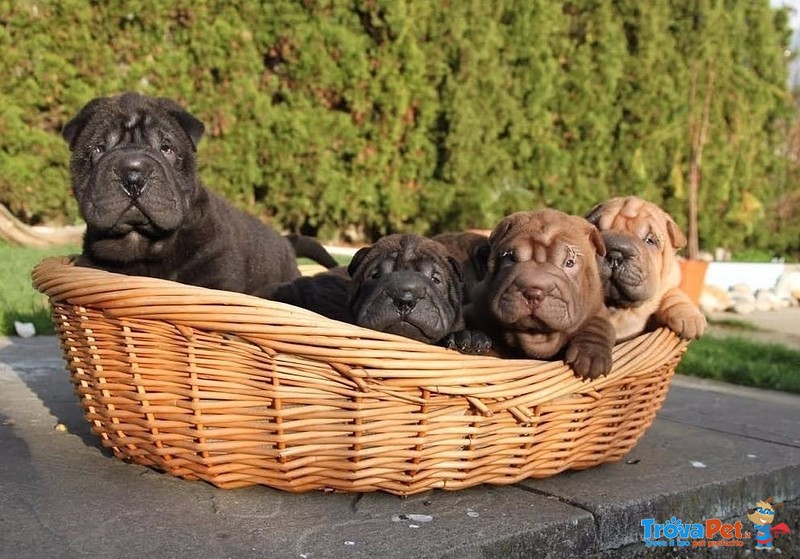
[466,209,614,379]
[585,196,707,342]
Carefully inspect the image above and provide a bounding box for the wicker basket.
[32,256,688,496]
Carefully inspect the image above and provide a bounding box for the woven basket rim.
[32,255,687,391]
[33,255,460,346]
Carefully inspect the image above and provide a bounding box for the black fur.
[285,234,339,269]
[63,92,334,295]
[266,267,353,323]
[266,234,491,354]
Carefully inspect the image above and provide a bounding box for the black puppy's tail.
[285,234,339,269]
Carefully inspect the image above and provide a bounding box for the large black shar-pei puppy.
[62,92,335,295]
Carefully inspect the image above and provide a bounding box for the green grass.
[677,335,800,394]
[0,242,353,337]
[0,242,80,336]
[706,316,762,331]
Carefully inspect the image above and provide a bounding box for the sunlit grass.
[0,242,79,336]
[677,335,800,394]
[0,242,351,336]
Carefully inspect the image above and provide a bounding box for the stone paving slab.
[1,336,798,558]
[524,421,800,551]
[664,375,800,446]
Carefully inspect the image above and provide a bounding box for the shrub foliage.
[0,0,796,255]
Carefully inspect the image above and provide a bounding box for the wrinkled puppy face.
[62,93,205,254]
[483,209,606,336]
[348,234,464,343]
[585,196,685,308]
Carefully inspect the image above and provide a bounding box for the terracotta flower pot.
[679,259,709,307]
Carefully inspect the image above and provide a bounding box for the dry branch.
[0,203,84,248]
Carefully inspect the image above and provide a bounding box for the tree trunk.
[687,64,715,260]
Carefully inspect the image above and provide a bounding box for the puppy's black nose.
[608,249,624,269]
[118,159,148,200]
[392,290,419,316]
[121,170,146,199]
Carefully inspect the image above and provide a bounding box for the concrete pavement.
[706,307,800,350]
[1,336,798,559]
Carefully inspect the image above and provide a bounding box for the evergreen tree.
[0,0,795,256]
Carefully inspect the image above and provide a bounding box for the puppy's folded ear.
[485,214,521,275]
[488,215,514,247]
[667,220,687,250]
[348,245,374,277]
[584,200,624,231]
[446,256,464,283]
[62,97,109,151]
[588,222,607,258]
[158,98,206,150]
[584,202,605,226]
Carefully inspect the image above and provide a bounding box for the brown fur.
[585,196,706,341]
[466,209,614,378]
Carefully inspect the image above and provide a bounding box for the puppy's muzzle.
[495,273,554,324]
[117,156,152,201]
[607,248,625,269]
[603,232,639,267]
[385,274,426,318]
[521,286,545,308]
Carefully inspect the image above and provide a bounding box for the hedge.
[0,0,796,256]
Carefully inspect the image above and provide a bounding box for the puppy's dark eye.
[431,272,442,285]
[564,258,576,268]
[500,249,516,263]
[90,144,106,163]
[160,142,174,155]
[369,269,381,280]
[644,234,659,247]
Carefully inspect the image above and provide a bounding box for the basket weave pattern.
[33,256,687,495]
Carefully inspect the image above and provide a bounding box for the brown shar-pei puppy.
[585,196,707,341]
[267,234,492,354]
[467,209,614,378]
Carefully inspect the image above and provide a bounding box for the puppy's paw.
[565,341,613,379]
[443,329,493,355]
[563,316,615,379]
[564,327,614,379]
[658,289,707,340]
[663,305,707,340]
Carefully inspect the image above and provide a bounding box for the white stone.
[700,285,732,313]
[731,301,757,314]
[774,270,800,302]
[729,283,754,296]
[13,322,36,338]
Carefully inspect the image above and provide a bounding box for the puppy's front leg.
[654,288,707,340]
[564,315,615,379]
